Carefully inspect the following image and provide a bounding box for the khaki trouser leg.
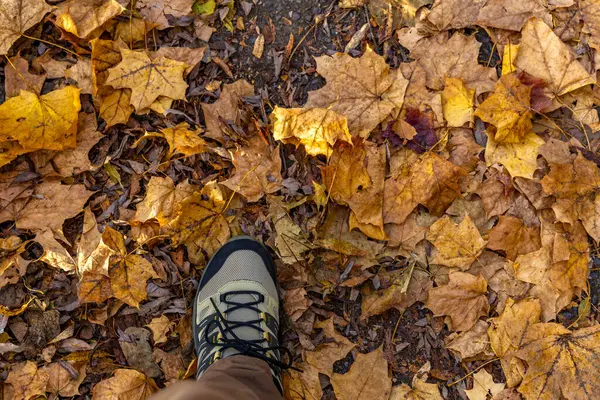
[150,355,283,400]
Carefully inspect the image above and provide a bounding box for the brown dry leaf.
[0,0,52,55]
[156,122,208,157]
[78,272,113,304]
[305,47,409,138]
[516,323,600,400]
[202,80,254,143]
[150,46,205,76]
[42,361,86,397]
[581,0,600,50]
[383,152,466,224]
[426,0,484,31]
[0,86,81,153]
[114,17,157,44]
[304,317,355,375]
[54,0,125,38]
[442,77,474,127]
[541,153,600,198]
[340,0,367,8]
[271,107,352,157]
[5,56,46,98]
[0,236,28,289]
[385,213,428,253]
[77,207,101,273]
[133,176,197,227]
[283,363,323,400]
[5,360,49,400]
[368,0,434,29]
[33,52,71,79]
[488,216,541,260]
[106,49,188,111]
[109,251,158,308]
[476,0,550,31]
[223,136,283,202]
[515,18,596,96]
[36,229,76,272]
[6,181,93,232]
[92,368,158,398]
[485,132,545,179]
[411,33,497,94]
[475,74,533,143]
[427,215,487,270]
[476,169,515,218]
[465,369,505,400]
[146,315,174,344]
[425,271,488,332]
[65,58,93,94]
[273,214,313,265]
[390,378,444,400]
[153,348,185,381]
[446,320,492,360]
[165,181,231,264]
[488,298,541,387]
[331,346,392,400]
[283,288,311,322]
[137,0,195,30]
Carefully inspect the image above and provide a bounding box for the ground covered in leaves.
[1,0,600,399]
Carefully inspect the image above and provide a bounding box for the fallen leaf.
[5,360,49,400]
[223,136,283,202]
[516,323,600,400]
[515,18,596,96]
[304,317,355,375]
[368,0,434,29]
[475,74,533,143]
[0,86,81,152]
[273,214,313,264]
[137,0,195,30]
[340,0,367,8]
[446,320,493,360]
[4,56,46,98]
[92,368,158,398]
[42,361,87,397]
[485,131,545,179]
[487,216,541,260]
[426,0,484,31]
[152,348,185,381]
[465,369,505,400]
[581,0,600,51]
[54,0,125,38]
[305,47,409,138]
[78,272,113,304]
[155,122,208,157]
[119,327,162,378]
[390,378,444,400]
[442,77,474,127]
[331,346,392,400]
[106,49,188,111]
[427,215,487,270]
[476,0,550,31]
[271,107,352,157]
[36,229,76,272]
[476,169,515,218]
[65,58,93,94]
[385,213,429,253]
[0,0,52,55]
[502,44,519,75]
[283,363,323,400]
[383,152,466,224]
[133,176,197,227]
[541,152,600,198]
[253,33,264,59]
[202,80,254,142]
[146,315,174,344]
[488,298,541,387]
[425,271,488,332]
[0,236,28,289]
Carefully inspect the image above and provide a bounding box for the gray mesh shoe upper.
[193,237,287,393]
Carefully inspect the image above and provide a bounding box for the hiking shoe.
[193,236,291,393]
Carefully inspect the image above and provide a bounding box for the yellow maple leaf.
[271,107,352,157]
[146,315,173,345]
[442,77,475,127]
[159,122,208,157]
[0,0,52,55]
[133,176,197,227]
[54,0,125,38]
[390,378,443,400]
[516,323,600,399]
[0,86,81,151]
[502,44,519,75]
[78,272,113,304]
[106,49,188,111]
[331,347,392,400]
[427,215,487,270]
[485,131,545,179]
[465,369,505,400]
[475,74,533,143]
[305,47,409,138]
[92,369,158,398]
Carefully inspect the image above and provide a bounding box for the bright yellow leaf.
[442,77,474,127]
[485,131,545,179]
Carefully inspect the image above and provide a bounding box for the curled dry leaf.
[137,0,195,30]
[425,271,488,332]
[202,80,254,143]
[0,0,52,55]
[331,346,392,400]
[223,136,283,202]
[305,47,409,138]
[92,368,158,399]
[54,0,125,38]
[427,215,487,270]
[271,107,352,157]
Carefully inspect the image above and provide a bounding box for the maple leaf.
[475,74,533,143]
[305,47,409,138]
[42,361,87,397]
[106,49,188,111]
[271,107,352,157]
[411,33,496,94]
[426,0,484,31]
[485,131,545,179]
[383,152,466,224]
[110,252,158,307]
[156,122,208,157]
[331,346,392,400]
[475,0,550,31]
[54,0,125,38]
[0,0,52,55]
[390,378,443,400]
[4,56,46,98]
[425,271,488,332]
[202,80,254,143]
[92,369,158,399]
[368,0,433,29]
[581,0,600,51]
[146,315,174,344]
[65,58,93,94]
[465,369,505,400]
[442,77,474,127]
[488,298,541,387]
[222,136,283,202]
[0,86,81,152]
[36,229,76,272]
[164,181,231,264]
[487,216,541,260]
[516,323,600,400]
[78,272,113,304]
[0,236,28,289]
[150,47,206,75]
[446,320,493,360]
[385,213,428,254]
[427,215,487,270]
[5,360,49,400]
[476,169,515,218]
[515,18,596,96]
[541,153,600,198]
[133,176,197,227]
[273,213,314,264]
[304,317,356,375]
[283,363,322,400]
[137,0,195,30]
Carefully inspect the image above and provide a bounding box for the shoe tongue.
[222,293,262,358]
